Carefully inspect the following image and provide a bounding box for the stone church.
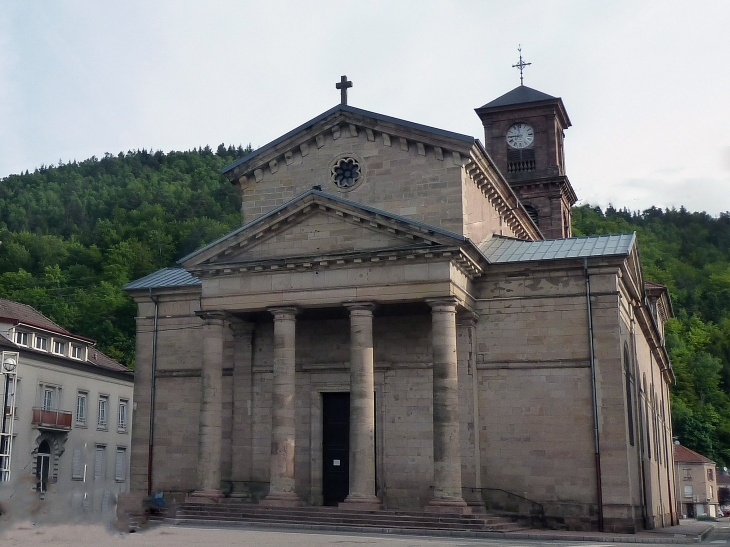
[122,79,676,532]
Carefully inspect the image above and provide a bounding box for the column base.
[259,492,304,507]
[425,497,471,515]
[186,490,225,503]
[339,494,383,511]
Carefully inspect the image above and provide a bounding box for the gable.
[210,208,428,264]
[179,190,471,270]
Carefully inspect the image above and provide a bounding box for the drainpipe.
[148,290,160,496]
[584,258,604,532]
[650,351,665,527]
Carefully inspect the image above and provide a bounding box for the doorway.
[322,392,349,505]
[36,440,51,493]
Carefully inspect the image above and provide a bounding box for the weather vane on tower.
[512,45,531,86]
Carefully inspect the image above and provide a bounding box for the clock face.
[506,123,534,149]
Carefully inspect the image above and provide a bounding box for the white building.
[0,299,134,521]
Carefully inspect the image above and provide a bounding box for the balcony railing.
[32,407,73,430]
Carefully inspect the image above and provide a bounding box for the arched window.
[643,375,651,459]
[624,343,635,446]
[523,205,539,226]
[36,440,51,493]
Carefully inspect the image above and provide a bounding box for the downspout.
[584,258,604,532]
[148,290,160,496]
[650,350,665,527]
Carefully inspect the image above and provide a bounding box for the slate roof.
[674,444,715,464]
[478,233,636,264]
[124,267,202,290]
[221,104,475,176]
[175,188,467,265]
[478,85,557,109]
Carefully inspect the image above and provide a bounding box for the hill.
[1,149,729,464]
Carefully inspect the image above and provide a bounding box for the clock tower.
[475,85,577,239]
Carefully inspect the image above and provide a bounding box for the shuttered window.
[72,449,83,480]
[101,490,111,512]
[94,445,105,480]
[115,447,127,482]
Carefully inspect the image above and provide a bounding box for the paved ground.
[0,519,724,547]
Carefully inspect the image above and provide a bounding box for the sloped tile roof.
[0,298,70,333]
[674,444,715,464]
[123,267,202,290]
[478,233,636,264]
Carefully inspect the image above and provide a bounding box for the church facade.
[122,83,676,532]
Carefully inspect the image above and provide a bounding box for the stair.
[158,501,526,535]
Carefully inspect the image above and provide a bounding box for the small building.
[674,443,718,518]
[0,299,134,520]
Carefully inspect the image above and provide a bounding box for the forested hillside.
[573,206,730,465]
[0,146,247,367]
[1,148,729,464]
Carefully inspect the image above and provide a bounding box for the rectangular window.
[97,396,108,429]
[71,345,83,360]
[708,468,714,481]
[35,336,47,351]
[14,331,28,346]
[72,448,83,480]
[43,388,54,411]
[711,485,715,499]
[684,485,693,498]
[52,340,66,355]
[117,400,128,431]
[115,447,127,482]
[683,468,692,480]
[94,445,105,480]
[76,392,87,425]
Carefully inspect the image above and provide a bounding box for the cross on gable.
[336,75,353,105]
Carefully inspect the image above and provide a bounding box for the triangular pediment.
[180,190,469,270]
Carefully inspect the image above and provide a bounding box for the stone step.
[163,502,526,533]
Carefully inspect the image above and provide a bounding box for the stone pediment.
[221,104,475,185]
[180,190,481,274]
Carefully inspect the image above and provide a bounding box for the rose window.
[331,158,361,189]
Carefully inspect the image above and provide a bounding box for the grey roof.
[479,233,636,264]
[0,298,71,334]
[123,267,202,291]
[177,188,468,264]
[478,85,557,109]
[221,104,475,175]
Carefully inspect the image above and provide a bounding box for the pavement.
[0,516,723,546]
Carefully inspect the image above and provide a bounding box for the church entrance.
[322,392,350,505]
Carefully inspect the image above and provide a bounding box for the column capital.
[343,301,376,315]
[426,297,459,312]
[268,306,300,321]
[456,311,479,327]
[230,321,255,339]
[195,309,228,324]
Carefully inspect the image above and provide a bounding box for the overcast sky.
[1,1,728,215]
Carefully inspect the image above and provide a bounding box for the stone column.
[230,322,255,498]
[426,297,469,514]
[260,306,302,507]
[189,310,227,501]
[340,302,382,511]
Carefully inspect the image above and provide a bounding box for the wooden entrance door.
[322,392,350,505]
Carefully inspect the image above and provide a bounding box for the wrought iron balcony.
[32,407,72,430]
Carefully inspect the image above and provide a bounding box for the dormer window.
[71,345,84,360]
[35,336,47,351]
[14,331,29,346]
[52,340,66,356]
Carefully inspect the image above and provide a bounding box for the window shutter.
[115,448,126,482]
[101,490,111,512]
[72,449,83,479]
[94,447,104,479]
